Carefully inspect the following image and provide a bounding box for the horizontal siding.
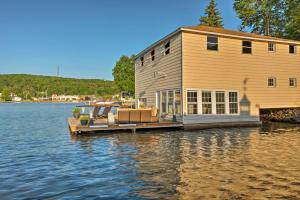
[135,33,182,107]
[182,31,300,117]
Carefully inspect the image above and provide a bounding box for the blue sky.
[0,0,240,80]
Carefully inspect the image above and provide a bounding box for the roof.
[183,25,300,43]
[135,25,300,58]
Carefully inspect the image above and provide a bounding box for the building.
[12,96,22,102]
[135,25,300,127]
[51,94,80,102]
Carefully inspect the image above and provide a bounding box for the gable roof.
[183,25,300,43]
[135,25,300,59]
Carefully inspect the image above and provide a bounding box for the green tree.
[234,0,287,36]
[112,55,135,96]
[285,0,300,40]
[1,88,11,101]
[199,0,223,27]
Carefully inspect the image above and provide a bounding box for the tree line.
[0,74,118,101]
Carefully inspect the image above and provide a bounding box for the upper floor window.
[289,45,296,54]
[140,56,144,66]
[268,77,276,87]
[289,78,297,87]
[207,36,218,51]
[164,41,170,55]
[268,43,276,52]
[242,41,252,54]
[151,50,155,61]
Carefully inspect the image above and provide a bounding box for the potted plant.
[79,115,89,126]
[72,107,81,119]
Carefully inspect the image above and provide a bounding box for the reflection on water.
[1,103,300,199]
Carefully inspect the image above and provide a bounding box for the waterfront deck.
[68,118,183,134]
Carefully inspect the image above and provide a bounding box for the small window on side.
[268,77,276,87]
[289,78,297,87]
[268,43,276,52]
[242,41,252,54]
[164,41,170,55]
[289,45,296,54]
[140,56,144,66]
[207,36,218,51]
[151,50,155,61]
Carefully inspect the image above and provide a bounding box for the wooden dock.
[68,118,183,135]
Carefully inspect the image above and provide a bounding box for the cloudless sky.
[0,0,240,80]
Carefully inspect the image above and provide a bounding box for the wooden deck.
[68,118,183,134]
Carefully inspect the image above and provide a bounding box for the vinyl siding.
[182,31,300,119]
[135,33,182,107]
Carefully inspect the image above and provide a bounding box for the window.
[202,91,212,114]
[268,43,276,52]
[151,50,155,61]
[268,77,276,87]
[207,36,218,51]
[242,41,252,54]
[162,91,167,113]
[167,91,174,113]
[289,78,297,87]
[187,91,198,114]
[175,90,181,114]
[140,56,144,66]
[216,91,225,114]
[289,45,296,54]
[229,92,238,114]
[139,98,147,108]
[164,41,170,55]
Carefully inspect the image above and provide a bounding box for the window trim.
[289,78,297,88]
[207,35,218,51]
[268,43,276,52]
[268,77,277,88]
[242,40,252,54]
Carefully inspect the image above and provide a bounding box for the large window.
[202,91,212,114]
[216,91,225,114]
[242,41,252,54]
[229,92,238,114]
[175,90,181,114]
[164,41,170,55]
[187,91,198,114]
[161,91,167,113]
[167,91,174,113]
[289,45,296,54]
[207,36,218,51]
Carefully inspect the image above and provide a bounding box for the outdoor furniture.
[118,109,130,124]
[117,107,160,124]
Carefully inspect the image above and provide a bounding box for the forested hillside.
[0,74,118,99]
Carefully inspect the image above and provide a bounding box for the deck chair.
[98,106,111,118]
[92,106,101,119]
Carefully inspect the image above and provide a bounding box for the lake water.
[0,103,300,200]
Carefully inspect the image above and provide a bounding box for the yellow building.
[135,25,300,127]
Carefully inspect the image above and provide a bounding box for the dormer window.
[207,36,218,51]
[140,56,144,66]
[164,41,170,55]
[151,50,155,61]
[242,41,252,54]
[289,45,296,54]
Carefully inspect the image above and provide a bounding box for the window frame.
[207,35,218,51]
[289,78,297,88]
[216,91,226,114]
[268,43,276,52]
[289,45,296,54]
[229,92,239,114]
[242,40,252,54]
[202,91,212,115]
[187,90,198,115]
[140,56,144,66]
[164,41,170,55]
[151,50,155,61]
[268,77,277,87]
